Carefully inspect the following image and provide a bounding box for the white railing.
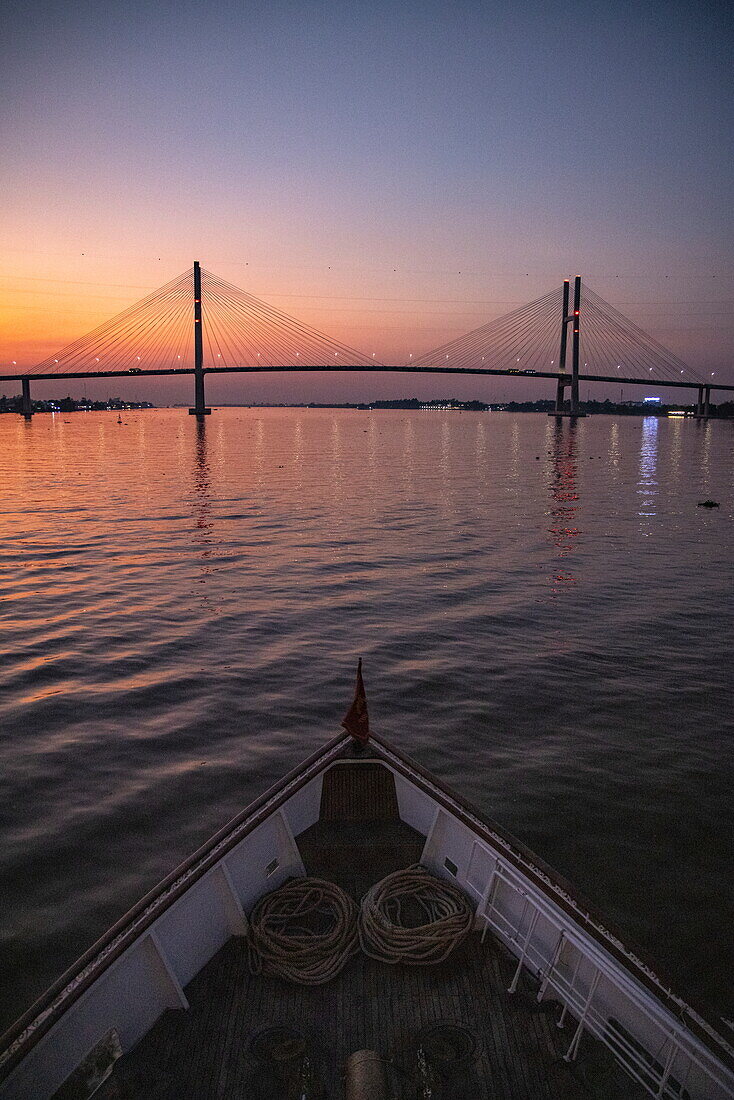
[381,752,734,1100]
[472,848,731,1099]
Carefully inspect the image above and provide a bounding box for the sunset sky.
[1,0,732,404]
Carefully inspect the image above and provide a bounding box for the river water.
[0,408,731,1032]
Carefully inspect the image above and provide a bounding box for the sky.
[1,0,732,405]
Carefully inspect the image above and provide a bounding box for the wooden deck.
[97,762,646,1099]
[98,935,645,1099]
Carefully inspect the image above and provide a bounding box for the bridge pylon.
[188,261,211,418]
[551,276,584,417]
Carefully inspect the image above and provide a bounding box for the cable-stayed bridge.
[2,262,730,419]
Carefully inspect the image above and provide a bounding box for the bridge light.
[574,310,579,316]
[137,356,141,360]
[95,357,99,362]
[446,355,449,360]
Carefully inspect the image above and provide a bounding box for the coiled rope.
[246,878,359,985]
[359,865,474,965]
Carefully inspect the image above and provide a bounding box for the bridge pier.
[703,385,711,418]
[554,375,569,413]
[188,261,211,418]
[21,377,32,419]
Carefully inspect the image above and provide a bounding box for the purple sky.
[1,0,732,403]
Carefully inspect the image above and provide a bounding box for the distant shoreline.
[2,396,731,418]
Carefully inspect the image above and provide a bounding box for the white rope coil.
[358,864,474,965]
[246,878,359,985]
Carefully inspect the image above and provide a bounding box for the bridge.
[2,262,731,419]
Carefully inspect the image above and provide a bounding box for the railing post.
[537,930,565,1002]
[189,260,211,418]
[655,1037,680,1098]
[21,377,32,419]
[507,907,539,993]
[480,862,501,943]
[563,968,600,1061]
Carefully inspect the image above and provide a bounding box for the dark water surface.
[0,408,732,1032]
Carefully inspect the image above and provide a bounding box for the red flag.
[341,658,369,743]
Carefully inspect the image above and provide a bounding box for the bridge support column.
[703,386,711,418]
[696,385,704,417]
[554,280,570,413]
[550,277,585,417]
[188,260,211,418]
[21,377,32,419]
[570,276,582,415]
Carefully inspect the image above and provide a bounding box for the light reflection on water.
[638,416,659,516]
[0,408,732,1029]
[546,419,580,591]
